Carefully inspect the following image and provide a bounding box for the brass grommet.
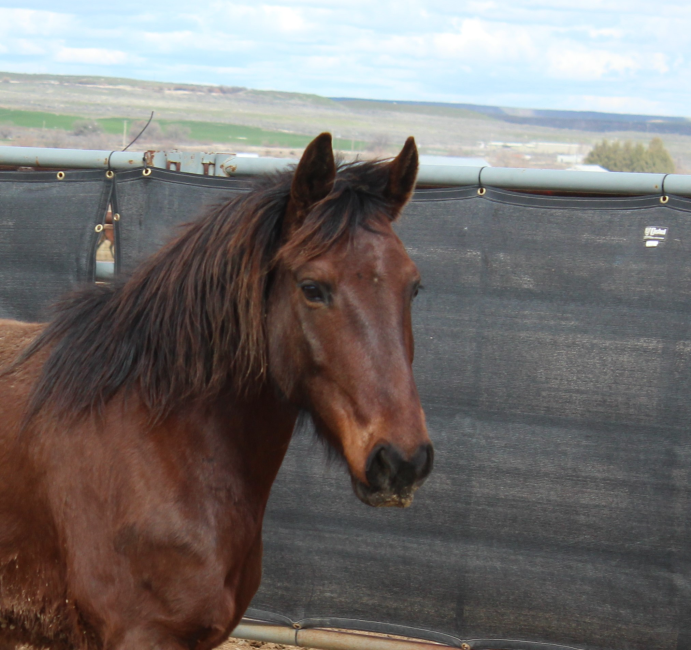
[142,168,152,177]
[105,170,114,179]
[292,623,301,630]
[95,224,104,233]
[477,187,486,196]
[660,195,669,204]
[56,171,65,180]
[113,213,120,221]
[461,644,471,650]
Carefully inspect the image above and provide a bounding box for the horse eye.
[412,283,423,300]
[301,283,326,303]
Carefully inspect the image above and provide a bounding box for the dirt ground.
[219,640,292,650]
[17,634,322,650]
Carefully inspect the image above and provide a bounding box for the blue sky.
[0,1,690,117]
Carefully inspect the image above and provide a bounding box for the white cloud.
[265,5,308,32]
[12,39,46,55]
[193,3,312,36]
[649,53,669,74]
[433,18,539,62]
[0,8,73,36]
[0,0,691,115]
[587,27,623,39]
[464,1,498,13]
[141,30,200,54]
[547,48,638,80]
[54,47,132,65]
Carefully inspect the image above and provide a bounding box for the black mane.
[17,160,398,423]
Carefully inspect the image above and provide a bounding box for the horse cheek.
[265,290,306,404]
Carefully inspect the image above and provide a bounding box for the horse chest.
[1,404,270,649]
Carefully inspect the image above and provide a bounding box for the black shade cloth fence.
[0,169,110,321]
[253,187,691,650]
[111,168,250,275]
[2,167,691,650]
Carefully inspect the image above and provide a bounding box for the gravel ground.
[219,640,293,650]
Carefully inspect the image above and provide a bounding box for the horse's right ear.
[287,133,336,229]
[386,136,418,218]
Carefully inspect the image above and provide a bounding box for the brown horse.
[0,133,432,650]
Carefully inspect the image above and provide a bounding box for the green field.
[0,107,83,130]
[0,108,366,150]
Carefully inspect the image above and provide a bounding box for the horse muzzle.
[352,442,434,508]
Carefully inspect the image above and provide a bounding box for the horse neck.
[152,384,299,512]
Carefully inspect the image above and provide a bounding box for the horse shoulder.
[0,321,71,650]
[40,401,267,647]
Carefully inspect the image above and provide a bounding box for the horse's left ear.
[386,136,419,218]
[288,133,336,229]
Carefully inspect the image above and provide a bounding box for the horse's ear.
[288,132,336,227]
[386,136,418,218]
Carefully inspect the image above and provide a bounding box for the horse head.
[267,133,433,507]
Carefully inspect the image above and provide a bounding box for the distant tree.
[646,137,676,173]
[218,86,245,95]
[72,119,103,137]
[128,120,163,143]
[585,137,675,173]
[163,124,191,144]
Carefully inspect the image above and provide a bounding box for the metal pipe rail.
[0,146,146,171]
[2,145,691,195]
[230,622,458,650]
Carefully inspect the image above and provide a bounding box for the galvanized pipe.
[230,623,297,646]
[297,628,456,650]
[2,145,691,196]
[230,623,458,650]
[0,146,145,170]
[475,166,667,195]
[220,154,296,177]
[217,156,691,196]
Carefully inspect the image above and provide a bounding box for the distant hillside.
[2,70,691,172]
[5,70,688,137]
[332,98,691,136]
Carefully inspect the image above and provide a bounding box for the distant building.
[419,155,490,167]
[567,164,608,172]
[557,154,585,164]
[488,142,583,155]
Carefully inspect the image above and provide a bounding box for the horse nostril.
[365,444,400,491]
[411,443,434,481]
[365,443,433,492]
